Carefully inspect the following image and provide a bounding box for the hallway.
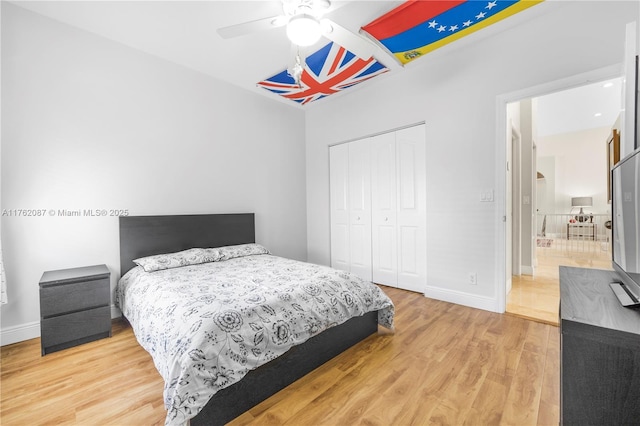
[507,242,612,326]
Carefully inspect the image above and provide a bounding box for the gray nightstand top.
[40,264,110,287]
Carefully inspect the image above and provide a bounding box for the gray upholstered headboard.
[119,213,255,276]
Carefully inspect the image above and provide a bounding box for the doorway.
[498,68,623,324]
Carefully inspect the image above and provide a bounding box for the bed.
[116,213,394,426]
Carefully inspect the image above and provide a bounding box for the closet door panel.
[398,146,417,209]
[348,140,372,281]
[371,132,398,285]
[329,144,350,272]
[398,225,424,292]
[350,224,370,276]
[396,125,427,292]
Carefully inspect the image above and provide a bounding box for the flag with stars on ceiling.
[257,42,388,105]
[361,0,544,66]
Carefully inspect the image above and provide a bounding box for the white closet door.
[396,125,427,292]
[329,144,350,272]
[371,132,398,286]
[348,139,372,281]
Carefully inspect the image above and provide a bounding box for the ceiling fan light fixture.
[286,14,321,46]
[319,18,333,34]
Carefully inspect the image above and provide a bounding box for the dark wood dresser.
[39,264,111,355]
[560,266,640,425]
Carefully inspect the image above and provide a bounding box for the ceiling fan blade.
[320,19,375,59]
[323,0,347,15]
[217,15,286,39]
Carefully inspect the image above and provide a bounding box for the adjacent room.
[506,79,623,325]
[2,1,639,425]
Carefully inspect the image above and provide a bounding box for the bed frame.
[118,213,378,425]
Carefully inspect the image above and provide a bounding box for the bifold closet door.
[371,125,426,292]
[395,125,426,292]
[347,139,372,282]
[329,140,372,282]
[371,132,398,286]
[329,143,350,273]
[330,125,425,291]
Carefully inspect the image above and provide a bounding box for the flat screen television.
[610,146,640,307]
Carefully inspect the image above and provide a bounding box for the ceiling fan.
[216,0,376,60]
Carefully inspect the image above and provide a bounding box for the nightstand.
[567,222,596,240]
[39,264,111,355]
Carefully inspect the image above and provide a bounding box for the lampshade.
[286,14,321,46]
[571,196,593,207]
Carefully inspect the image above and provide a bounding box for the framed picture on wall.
[607,128,620,203]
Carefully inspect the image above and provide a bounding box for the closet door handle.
[384,217,389,222]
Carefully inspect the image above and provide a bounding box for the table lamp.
[571,196,593,222]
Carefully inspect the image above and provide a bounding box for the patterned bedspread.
[115,245,394,425]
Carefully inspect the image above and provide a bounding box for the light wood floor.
[1,286,559,425]
[507,243,612,326]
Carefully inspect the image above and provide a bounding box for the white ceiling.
[535,77,622,138]
[9,0,562,107]
[9,0,405,106]
[6,0,624,127]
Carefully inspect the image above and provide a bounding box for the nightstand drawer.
[40,277,110,318]
[40,306,111,354]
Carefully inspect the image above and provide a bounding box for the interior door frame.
[511,126,522,277]
[532,142,538,271]
[494,64,622,313]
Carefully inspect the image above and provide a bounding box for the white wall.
[519,99,534,274]
[306,1,639,310]
[0,3,307,344]
[537,127,612,215]
[537,157,556,216]
[623,21,637,157]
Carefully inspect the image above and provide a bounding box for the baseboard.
[0,320,40,346]
[1,304,123,346]
[521,265,534,275]
[111,304,122,319]
[423,285,500,313]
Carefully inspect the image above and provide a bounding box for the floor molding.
[424,285,499,313]
[0,321,39,346]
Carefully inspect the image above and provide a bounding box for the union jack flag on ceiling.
[257,42,388,105]
[361,0,544,66]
